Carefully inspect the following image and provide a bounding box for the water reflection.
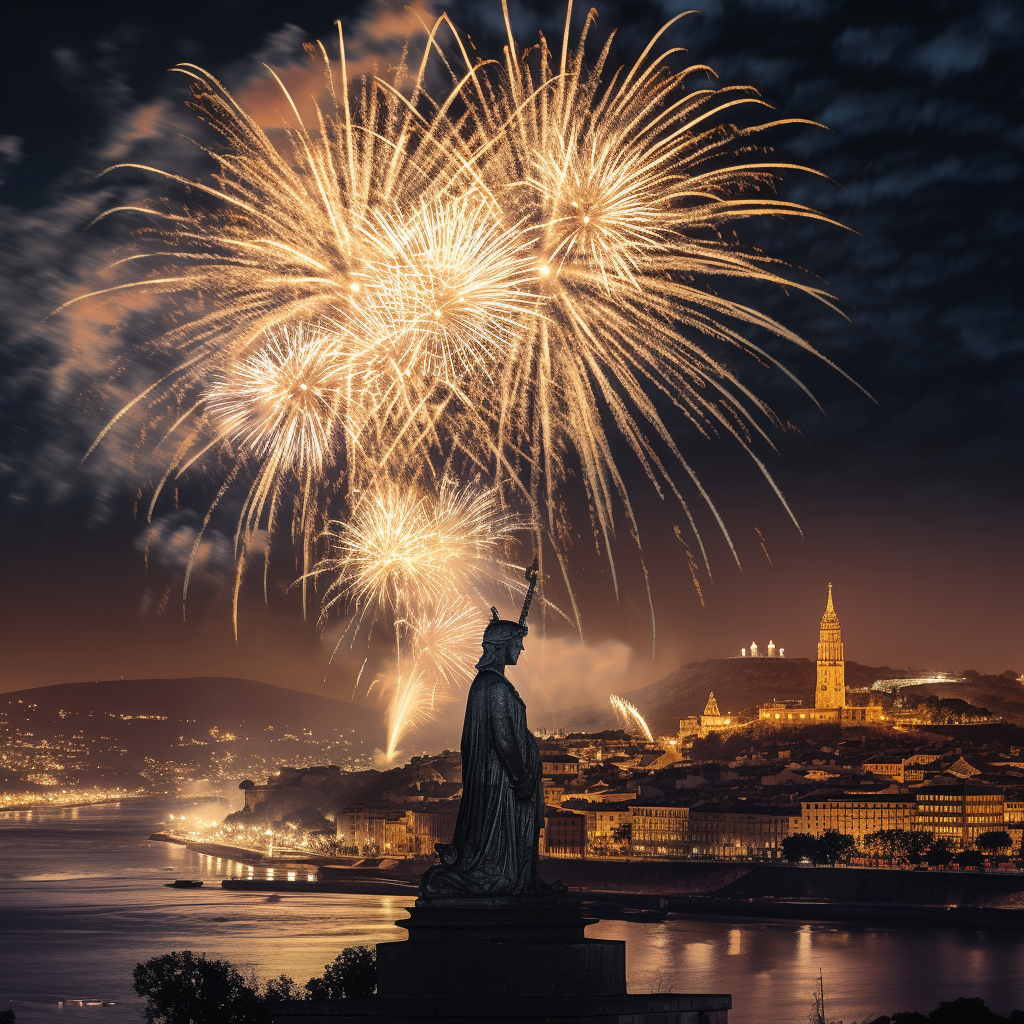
[2,800,1023,1024]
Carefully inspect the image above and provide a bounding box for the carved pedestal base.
[270,895,731,1023]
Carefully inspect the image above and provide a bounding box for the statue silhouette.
[421,559,563,897]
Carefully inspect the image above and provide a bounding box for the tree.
[133,951,265,1024]
[783,833,819,864]
[864,829,923,868]
[263,976,303,1004]
[928,997,1004,1024]
[305,947,377,1000]
[925,839,953,867]
[611,821,632,847]
[905,831,933,864]
[815,830,856,866]
[0,1009,16,1023]
[955,850,984,870]
[976,831,1013,855]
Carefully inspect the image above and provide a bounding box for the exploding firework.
[68,2,857,749]
[316,474,521,625]
[610,694,654,742]
[465,3,856,623]
[316,476,519,759]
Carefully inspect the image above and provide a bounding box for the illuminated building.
[542,781,566,806]
[541,754,582,778]
[629,804,690,857]
[542,809,587,857]
[914,783,1005,851]
[1005,799,1024,823]
[698,692,733,738]
[678,692,735,744]
[583,807,633,841]
[741,641,784,658]
[687,806,791,860]
[816,583,845,709]
[759,585,884,728]
[407,808,458,856]
[862,756,908,783]
[798,793,918,844]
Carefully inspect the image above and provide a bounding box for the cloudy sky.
[0,0,1020,723]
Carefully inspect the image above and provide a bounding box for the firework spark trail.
[66,3,860,750]
[609,694,653,742]
[378,595,484,759]
[465,1,860,637]
[316,476,520,759]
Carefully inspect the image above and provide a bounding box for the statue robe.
[421,668,544,896]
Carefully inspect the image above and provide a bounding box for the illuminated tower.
[816,583,845,709]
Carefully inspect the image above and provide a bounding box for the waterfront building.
[798,793,918,845]
[914,782,1005,851]
[407,808,458,856]
[542,809,587,857]
[630,804,690,857]
[584,806,633,840]
[759,585,885,728]
[687,805,792,860]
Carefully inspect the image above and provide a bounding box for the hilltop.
[558,658,1023,737]
[0,677,385,793]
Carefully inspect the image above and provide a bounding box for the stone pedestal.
[270,895,730,1023]
[377,895,624,999]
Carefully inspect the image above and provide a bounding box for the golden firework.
[66,3,859,750]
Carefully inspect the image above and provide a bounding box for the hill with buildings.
[0,677,384,795]
[557,658,1021,737]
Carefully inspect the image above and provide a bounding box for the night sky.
[1,0,1020,714]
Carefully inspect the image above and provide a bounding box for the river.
[1,799,1021,1023]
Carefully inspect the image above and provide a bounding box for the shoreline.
[148,832,1024,930]
[1,794,149,813]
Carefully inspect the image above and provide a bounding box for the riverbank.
[1,793,148,813]
[545,858,1024,908]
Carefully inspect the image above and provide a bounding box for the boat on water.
[165,879,204,888]
[57,999,115,1007]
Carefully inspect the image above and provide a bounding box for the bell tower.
[816,583,845,709]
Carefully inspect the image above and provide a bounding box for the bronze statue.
[421,559,562,897]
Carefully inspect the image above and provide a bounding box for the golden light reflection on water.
[4,802,1024,1024]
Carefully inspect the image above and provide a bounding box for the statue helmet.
[481,606,528,649]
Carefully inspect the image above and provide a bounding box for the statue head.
[476,607,527,670]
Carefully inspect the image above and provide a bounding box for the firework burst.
[66,2,859,750]
[315,476,520,759]
[466,2,857,628]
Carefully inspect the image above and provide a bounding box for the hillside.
[909,671,1024,724]
[0,677,385,793]
[558,659,1021,737]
